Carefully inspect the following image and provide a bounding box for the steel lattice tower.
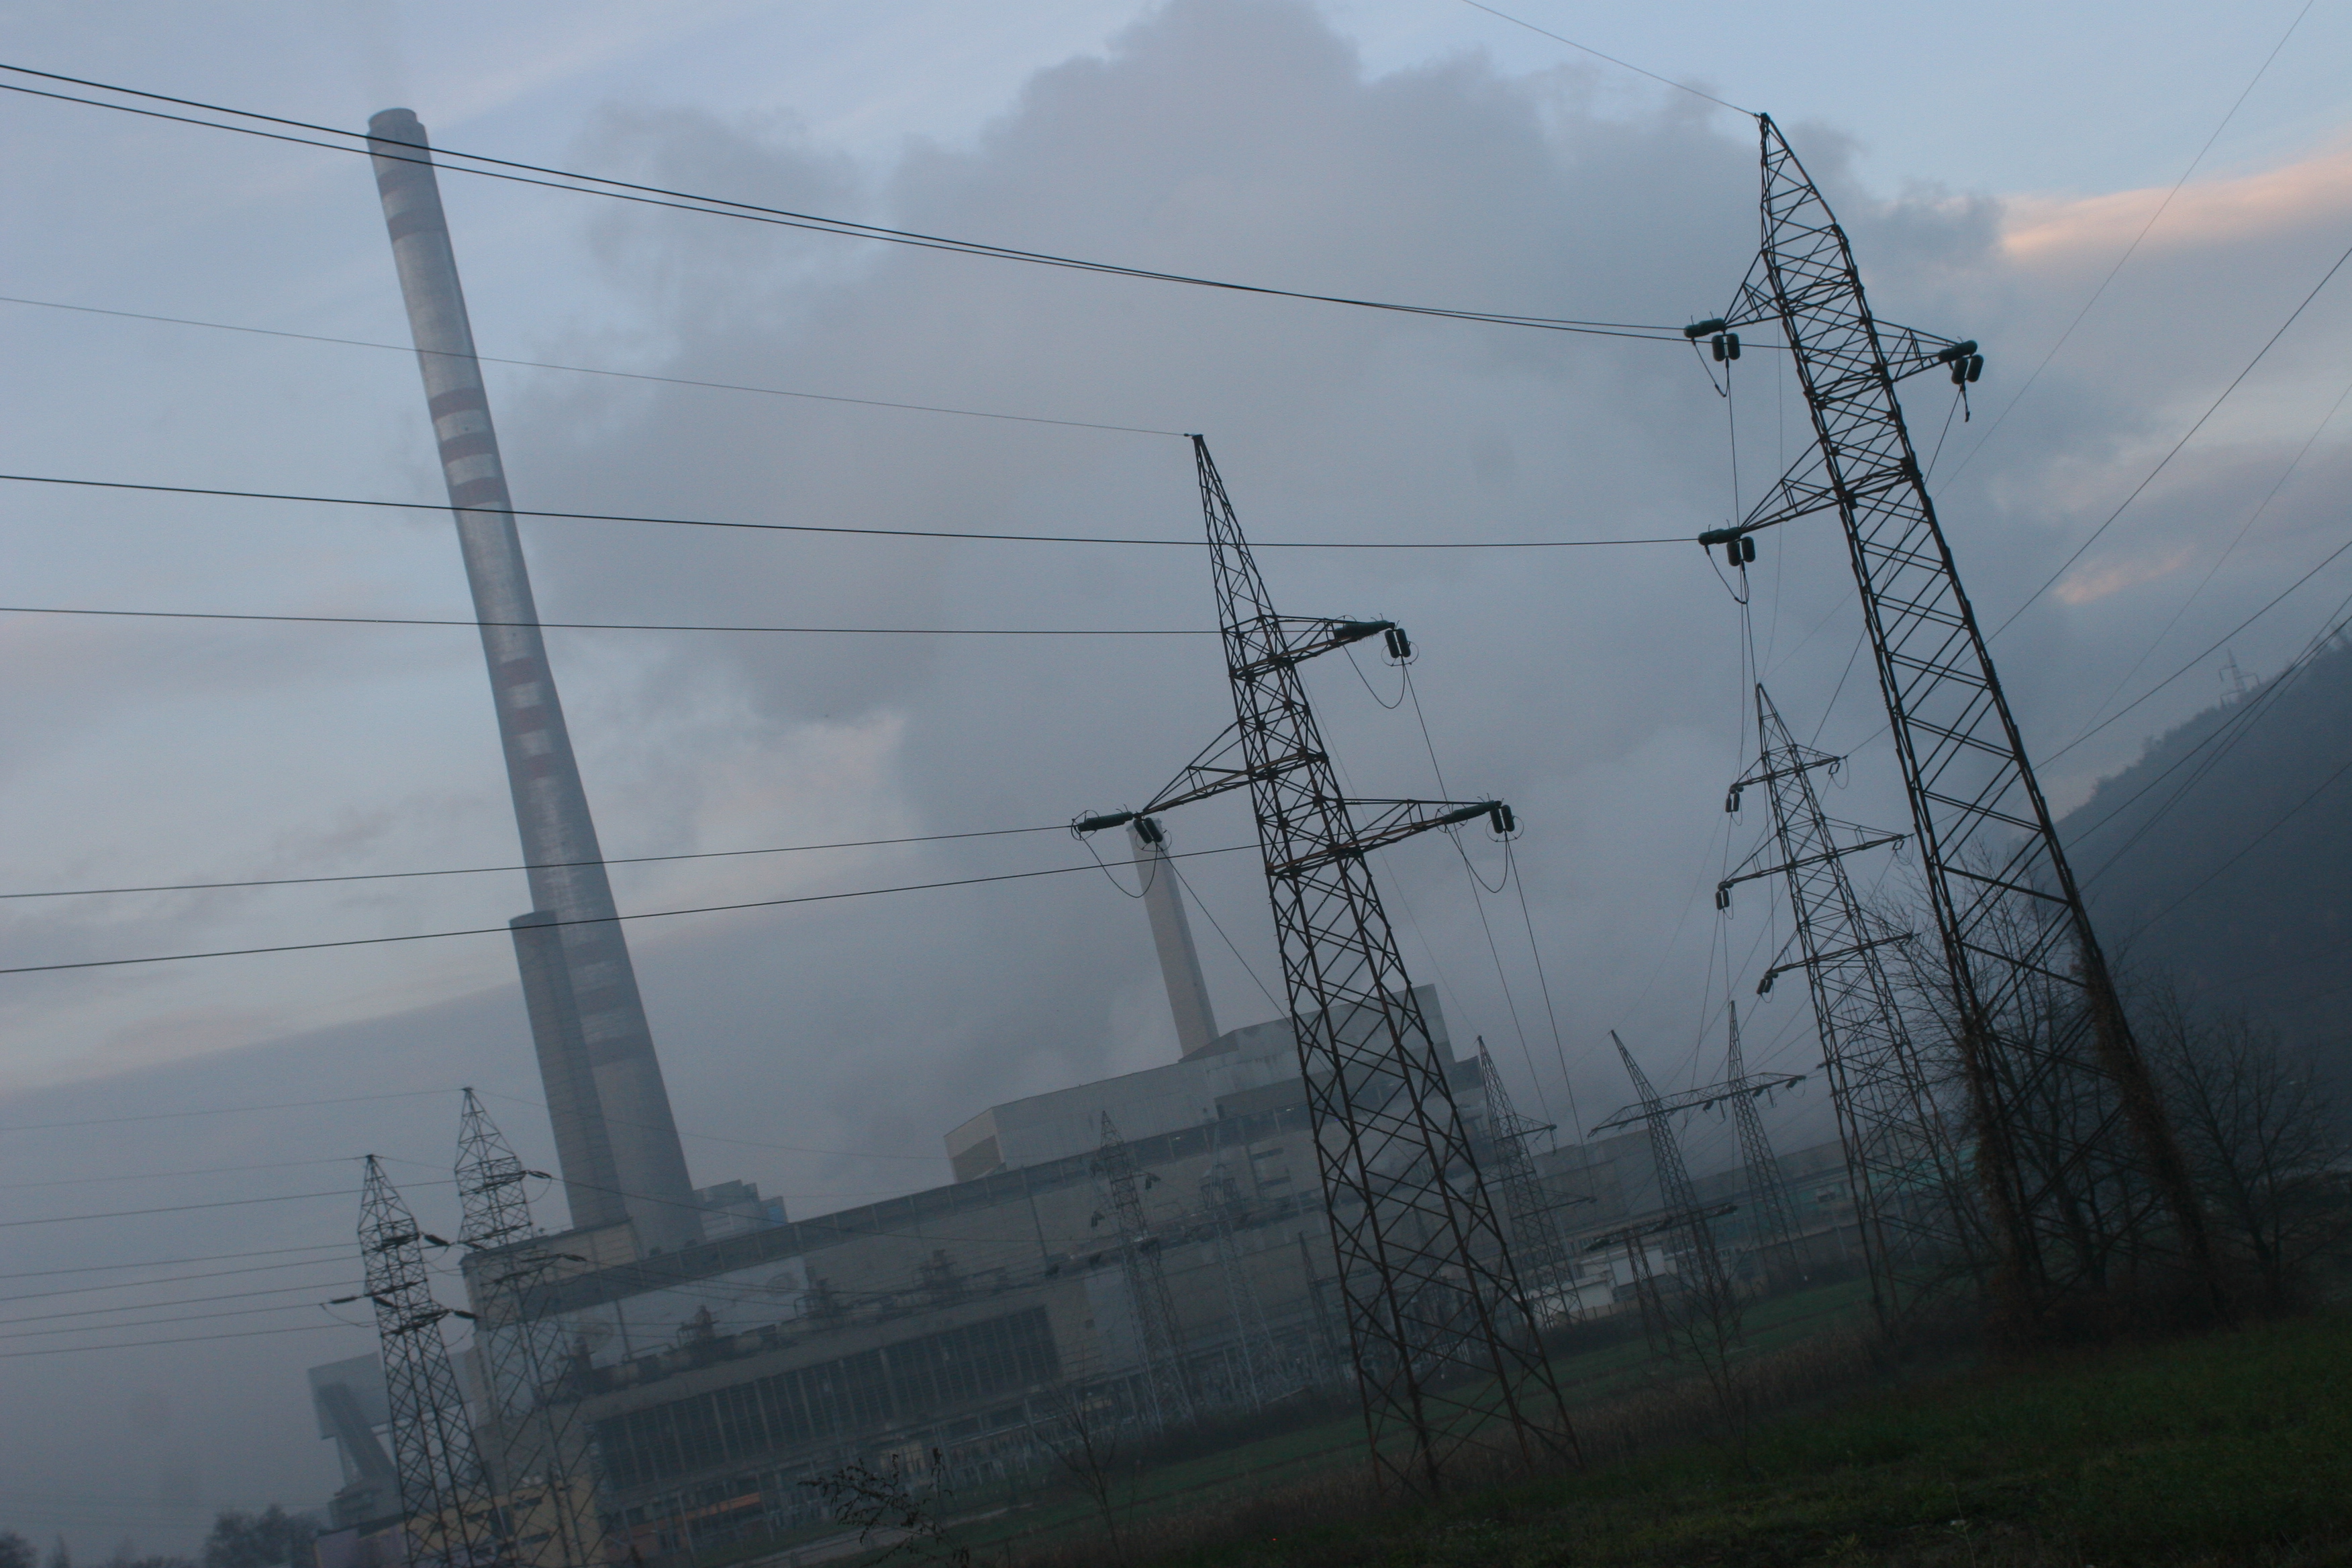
[1600,1036,1738,1334]
[1092,1113,1194,1429]
[1199,1163,1285,1408]
[1720,1004,1802,1278]
[1075,437,1572,1491]
[1474,1039,1577,1321]
[1719,685,1976,1316]
[360,1157,503,1568]
[1696,116,2221,1326]
[456,1093,609,1568]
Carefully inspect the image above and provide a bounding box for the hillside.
[2059,633,2352,1068]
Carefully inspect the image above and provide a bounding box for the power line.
[0,1090,446,1134]
[0,822,1063,902]
[0,603,1212,636]
[0,1319,361,1360]
[1452,0,1755,116]
[2124,753,2352,940]
[0,1179,449,1230]
[475,1089,949,1165]
[0,1155,362,1189]
[0,1253,355,1305]
[0,842,1257,977]
[1990,227,2352,638]
[0,471,1682,550]
[0,1274,362,1329]
[0,294,1183,437]
[0,64,1683,342]
[0,1241,351,1282]
[2043,532,2352,767]
[1943,0,2320,485]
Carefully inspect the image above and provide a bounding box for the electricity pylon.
[1693,115,2221,1329]
[1718,684,1976,1317]
[1091,1112,1194,1429]
[1720,1004,1802,1280]
[1199,1163,1286,1408]
[1474,1038,1581,1322]
[456,1092,608,1568]
[360,1157,503,1568]
[1596,1035,1743,1352]
[1075,436,1572,1492]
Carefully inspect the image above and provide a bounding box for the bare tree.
[799,1449,970,1568]
[1030,1383,1132,1566]
[2142,987,2347,1310]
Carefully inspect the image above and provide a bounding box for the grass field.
[1079,1311,2352,1567]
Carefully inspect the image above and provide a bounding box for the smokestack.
[1128,818,1221,1057]
[366,109,701,1254]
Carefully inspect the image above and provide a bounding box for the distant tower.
[358,1157,502,1568]
[1127,816,1220,1057]
[366,109,699,1253]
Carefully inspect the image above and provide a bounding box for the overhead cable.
[0,472,1681,550]
[0,842,1257,977]
[1,822,1065,902]
[1990,227,2352,637]
[0,603,1213,637]
[1453,0,1755,116]
[0,294,1181,438]
[1944,0,2322,485]
[0,64,1682,342]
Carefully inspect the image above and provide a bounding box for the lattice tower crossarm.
[1077,437,1573,1492]
[1092,1113,1194,1428]
[360,1157,504,1568]
[1720,684,1977,1316]
[456,1093,610,1568]
[1701,115,2222,1326]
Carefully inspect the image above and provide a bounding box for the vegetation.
[985,1310,2352,1567]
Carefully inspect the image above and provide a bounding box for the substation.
[299,102,2224,1568]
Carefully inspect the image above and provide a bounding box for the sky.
[2,0,2350,1551]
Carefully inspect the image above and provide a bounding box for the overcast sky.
[3,0,2349,1551]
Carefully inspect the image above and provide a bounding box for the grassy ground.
[1104,1311,2352,1567]
[929,1279,1882,1565]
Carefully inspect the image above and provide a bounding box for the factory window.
[593,1307,1059,1490]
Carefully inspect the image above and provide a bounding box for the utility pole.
[1693,115,2222,1330]
[1075,437,1573,1492]
[1718,683,1977,1318]
[456,1093,609,1568]
[359,1157,503,1568]
[1091,1113,1193,1430]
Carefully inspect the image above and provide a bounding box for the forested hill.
[2059,632,2352,1062]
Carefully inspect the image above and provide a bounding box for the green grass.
[1126,1312,2352,1567]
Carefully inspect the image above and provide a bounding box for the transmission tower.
[1091,1112,1194,1430]
[360,1157,503,1568]
[1474,1039,1580,1322]
[1720,1004,1802,1280]
[1718,684,1976,1316]
[456,1093,609,1568]
[1692,115,2222,1327]
[1199,1163,1286,1408]
[1074,436,1572,1492]
[1596,1036,1742,1342]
